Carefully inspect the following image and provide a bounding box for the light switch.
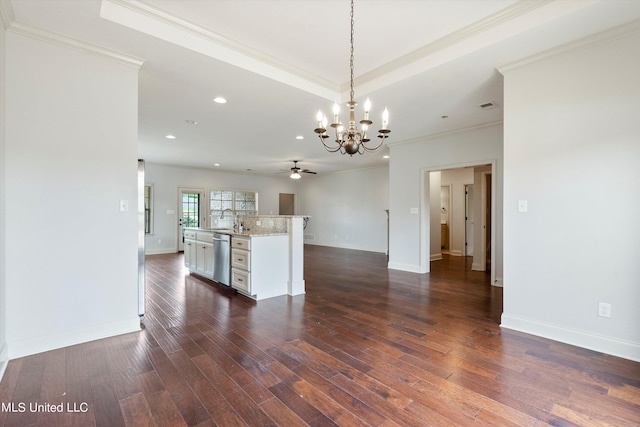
[410,207,419,214]
[120,200,129,212]
[518,200,528,213]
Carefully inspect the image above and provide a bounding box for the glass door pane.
[182,193,200,228]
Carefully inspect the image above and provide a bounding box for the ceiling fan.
[287,160,316,180]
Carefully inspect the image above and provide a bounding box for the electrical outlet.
[598,302,611,318]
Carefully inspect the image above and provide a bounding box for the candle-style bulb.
[332,103,340,125]
[316,110,324,122]
[382,108,389,129]
[363,98,371,121]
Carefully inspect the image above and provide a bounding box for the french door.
[178,188,205,251]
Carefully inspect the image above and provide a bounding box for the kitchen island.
[184,215,306,300]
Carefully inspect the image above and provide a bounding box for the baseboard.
[387,261,426,274]
[0,342,8,382]
[145,248,178,255]
[450,250,463,256]
[288,279,305,296]
[501,313,640,363]
[430,253,443,261]
[8,317,141,360]
[471,262,484,271]
[304,242,387,254]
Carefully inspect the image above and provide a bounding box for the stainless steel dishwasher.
[212,233,231,286]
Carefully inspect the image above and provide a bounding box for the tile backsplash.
[240,216,288,233]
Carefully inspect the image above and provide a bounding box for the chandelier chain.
[349,0,355,103]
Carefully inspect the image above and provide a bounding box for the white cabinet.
[231,235,288,300]
[196,241,214,278]
[184,230,197,270]
[231,237,251,293]
[184,229,214,280]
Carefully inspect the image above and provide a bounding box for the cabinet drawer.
[232,237,251,250]
[231,268,251,293]
[184,230,197,239]
[196,231,214,242]
[231,249,250,270]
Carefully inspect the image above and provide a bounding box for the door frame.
[177,187,205,252]
[420,159,496,285]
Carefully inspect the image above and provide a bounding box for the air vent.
[304,234,315,241]
[479,102,498,110]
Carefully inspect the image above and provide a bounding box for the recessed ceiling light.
[185,120,198,125]
[165,134,176,139]
[296,135,304,140]
[383,155,390,159]
[213,163,220,167]
[213,97,227,104]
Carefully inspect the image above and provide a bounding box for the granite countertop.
[227,230,288,237]
[185,227,287,237]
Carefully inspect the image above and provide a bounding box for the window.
[210,190,258,228]
[144,185,153,234]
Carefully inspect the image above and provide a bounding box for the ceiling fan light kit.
[314,0,390,156]
[288,161,316,180]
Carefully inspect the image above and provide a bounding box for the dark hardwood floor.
[1,245,639,426]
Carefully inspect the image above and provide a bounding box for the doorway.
[178,188,205,251]
[422,161,496,285]
[279,193,295,215]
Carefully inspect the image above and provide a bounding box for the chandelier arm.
[361,137,384,152]
[318,135,345,153]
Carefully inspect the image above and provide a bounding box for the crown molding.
[387,121,503,148]
[497,18,640,74]
[358,0,553,85]
[0,0,15,29]
[101,0,338,99]
[352,0,600,97]
[6,20,145,69]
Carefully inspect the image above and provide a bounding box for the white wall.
[5,32,141,358]
[298,166,389,253]
[144,163,297,254]
[500,30,640,361]
[0,11,7,374]
[388,124,503,277]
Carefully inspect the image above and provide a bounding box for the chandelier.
[313,0,390,156]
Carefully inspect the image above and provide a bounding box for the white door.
[178,188,205,251]
[465,184,474,256]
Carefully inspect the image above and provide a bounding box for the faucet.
[219,208,235,218]
[220,208,237,230]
